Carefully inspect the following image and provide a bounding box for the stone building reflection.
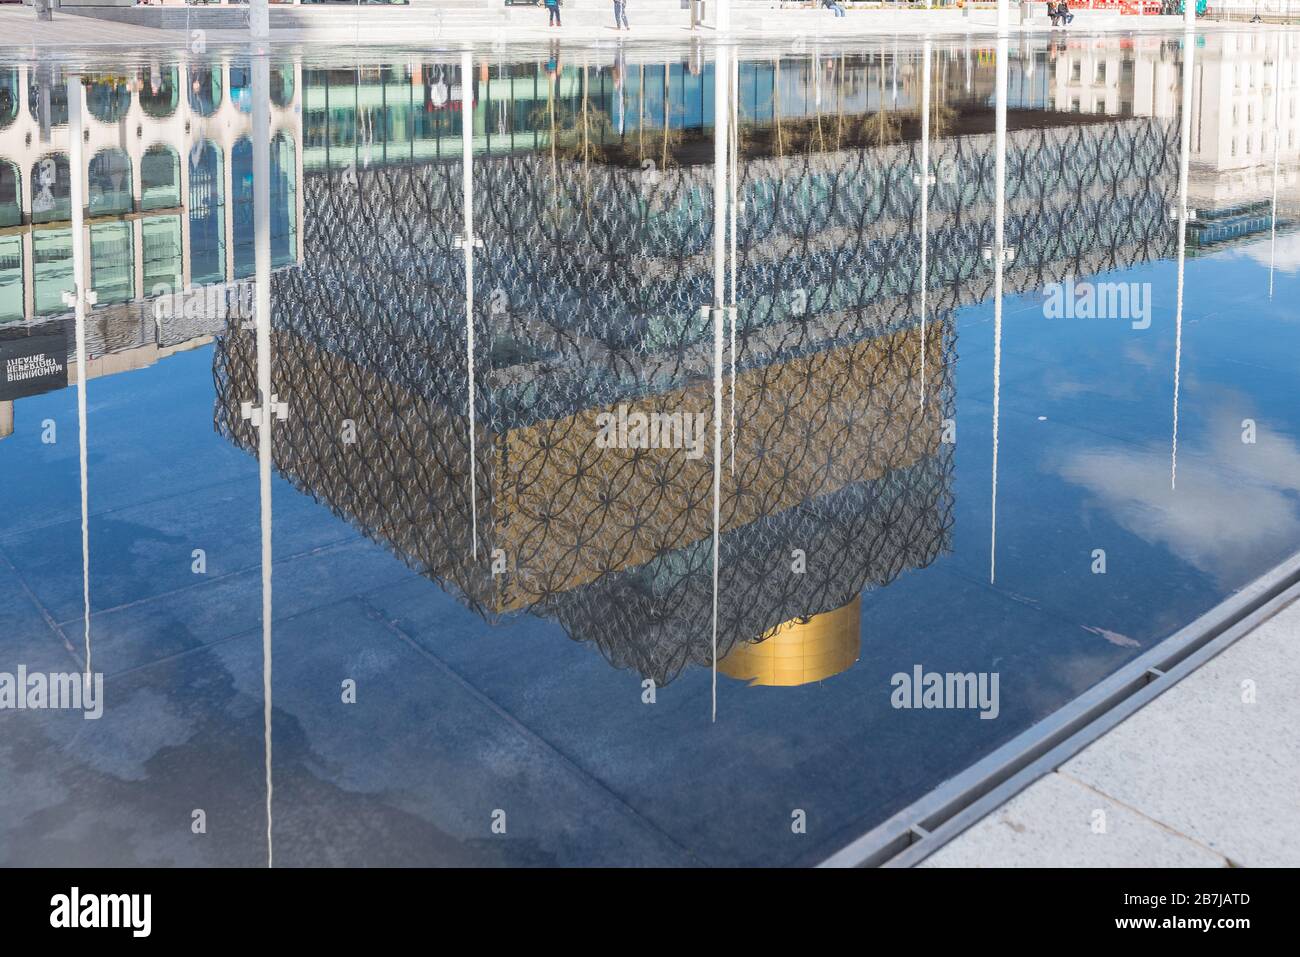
[0,60,302,326]
[4,37,1295,330]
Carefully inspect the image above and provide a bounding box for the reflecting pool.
[1,32,1299,866]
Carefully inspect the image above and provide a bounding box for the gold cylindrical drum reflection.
[719,595,861,686]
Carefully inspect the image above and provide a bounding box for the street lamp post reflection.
[1171,25,1196,492]
[251,52,277,869]
[64,73,93,688]
[709,43,732,721]
[990,34,1009,585]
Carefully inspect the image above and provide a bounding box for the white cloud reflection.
[1058,408,1300,588]
[1235,231,1300,276]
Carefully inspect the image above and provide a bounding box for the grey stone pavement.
[923,594,1300,867]
[0,6,1232,49]
[0,7,181,45]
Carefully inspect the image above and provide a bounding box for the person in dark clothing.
[613,0,629,29]
[1056,0,1073,24]
[545,0,561,27]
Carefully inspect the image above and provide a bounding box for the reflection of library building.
[0,64,302,326]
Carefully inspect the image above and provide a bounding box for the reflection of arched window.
[90,222,134,306]
[229,62,252,114]
[88,149,132,217]
[142,215,182,296]
[225,62,296,113]
[141,145,180,210]
[0,234,22,324]
[139,66,180,118]
[229,62,295,113]
[188,65,223,117]
[0,155,19,322]
[86,77,131,124]
[0,70,19,130]
[30,154,70,224]
[33,228,73,317]
[0,161,21,228]
[271,133,298,265]
[27,70,68,128]
[90,221,134,302]
[188,142,225,286]
[271,64,295,108]
[232,133,297,278]
[232,138,253,277]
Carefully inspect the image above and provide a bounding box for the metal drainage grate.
[819,548,1300,868]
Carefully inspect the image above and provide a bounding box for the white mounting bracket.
[454,235,485,250]
[981,245,1016,265]
[62,289,98,309]
[913,173,937,187]
[241,394,290,427]
[699,305,736,325]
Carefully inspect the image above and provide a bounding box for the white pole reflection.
[1269,36,1284,300]
[919,40,932,408]
[990,34,1008,586]
[814,43,822,111]
[252,53,276,869]
[463,50,479,560]
[615,44,627,136]
[710,43,731,723]
[729,50,739,474]
[1171,27,1195,492]
[65,74,92,684]
[892,37,899,108]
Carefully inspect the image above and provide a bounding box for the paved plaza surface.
[0,5,1225,49]
[923,596,1300,867]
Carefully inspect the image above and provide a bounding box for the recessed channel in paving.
[1,32,1298,866]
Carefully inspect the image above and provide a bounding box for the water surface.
[2,32,1299,866]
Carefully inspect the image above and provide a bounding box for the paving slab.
[1061,597,1300,867]
[0,597,696,866]
[0,6,1241,50]
[920,769,1230,867]
[0,7,181,46]
[920,596,1300,867]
